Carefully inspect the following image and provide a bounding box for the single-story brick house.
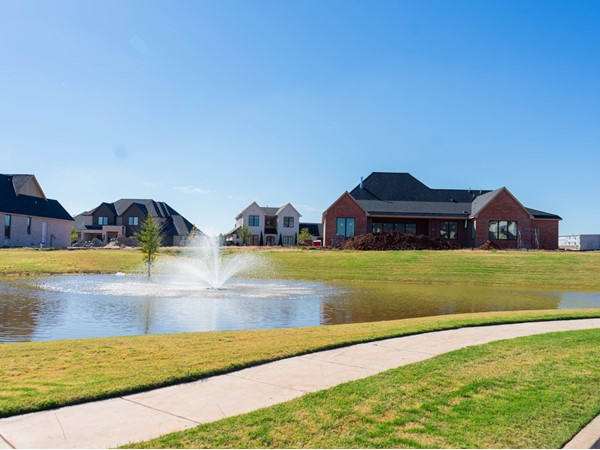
[0,174,74,248]
[74,199,196,246]
[322,172,561,249]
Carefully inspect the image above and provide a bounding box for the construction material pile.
[478,240,501,250]
[336,231,460,251]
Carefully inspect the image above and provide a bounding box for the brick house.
[0,174,74,248]
[74,199,196,246]
[322,173,561,249]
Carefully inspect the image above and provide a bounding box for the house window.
[282,235,295,246]
[371,222,417,235]
[336,217,355,238]
[247,235,259,245]
[440,221,458,240]
[128,217,139,226]
[4,215,11,239]
[248,215,259,227]
[489,221,518,240]
[27,217,32,235]
[283,217,294,228]
[98,216,108,225]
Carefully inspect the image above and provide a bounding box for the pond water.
[1,274,599,343]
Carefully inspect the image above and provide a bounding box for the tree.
[70,226,78,244]
[135,214,163,278]
[237,225,250,246]
[278,234,283,246]
[259,231,264,246]
[298,227,314,246]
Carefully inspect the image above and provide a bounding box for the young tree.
[70,226,78,244]
[259,231,264,246]
[237,225,250,246]
[298,227,314,245]
[135,214,163,278]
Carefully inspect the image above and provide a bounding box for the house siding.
[2,213,72,248]
[323,193,368,246]
[474,190,531,248]
[532,219,559,250]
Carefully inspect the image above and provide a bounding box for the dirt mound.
[336,231,460,251]
[478,240,501,250]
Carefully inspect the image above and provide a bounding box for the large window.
[283,217,294,228]
[27,217,32,235]
[128,216,139,226]
[282,235,295,246]
[98,216,108,225]
[440,221,458,240]
[4,215,11,239]
[248,215,259,227]
[489,221,518,240]
[371,222,417,235]
[336,217,355,238]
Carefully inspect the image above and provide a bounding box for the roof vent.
[360,176,364,189]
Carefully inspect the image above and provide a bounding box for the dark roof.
[262,207,280,216]
[75,199,196,236]
[527,208,562,220]
[348,173,561,220]
[299,222,322,238]
[0,174,73,221]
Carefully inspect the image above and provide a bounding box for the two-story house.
[74,199,196,246]
[226,202,301,246]
[0,174,74,248]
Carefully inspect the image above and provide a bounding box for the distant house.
[0,174,74,248]
[226,202,301,246]
[74,199,196,246]
[322,172,562,249]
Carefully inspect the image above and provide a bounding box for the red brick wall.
[532,219,560,250]
[322,193,368,246]
[474,190,532,249]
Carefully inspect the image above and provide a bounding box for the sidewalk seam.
[120,397,201,425]
[0,433,15,449]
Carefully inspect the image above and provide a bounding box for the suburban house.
[74,199,196,246]
[0,174,74,248]
[322,172,562,249]
[226,202,301,246]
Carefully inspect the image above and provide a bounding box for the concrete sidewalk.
[1,318,599,449]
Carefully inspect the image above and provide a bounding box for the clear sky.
[1,0,599,235]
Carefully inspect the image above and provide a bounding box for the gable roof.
[346,172,561,220]
[75,199,196,236]
[0,174,73,221]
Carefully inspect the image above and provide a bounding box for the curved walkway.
[1,318,600,449]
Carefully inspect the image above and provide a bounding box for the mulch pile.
[336,231,460,251]
[478,240,501,250]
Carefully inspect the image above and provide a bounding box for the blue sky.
[1,0,599,235]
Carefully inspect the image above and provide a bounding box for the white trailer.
[559,234,600,251]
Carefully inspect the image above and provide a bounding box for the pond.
[1,274,600,343]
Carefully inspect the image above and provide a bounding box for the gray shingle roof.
[75,199,196,236]
[348,173,561,220]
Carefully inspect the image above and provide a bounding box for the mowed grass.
[0,248,142,275]
[2,310,600,418]
[260,249,600,289]
[127,329,600,449]
[2,247,599,290]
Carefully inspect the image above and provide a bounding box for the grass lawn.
[1,309,600,419]
[126,328,600,449]
[2,247,600,290]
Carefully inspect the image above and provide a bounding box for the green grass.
[259,249,600,289]
[3,247,600,290]
[1,309,600,419]
[126,328,600,449]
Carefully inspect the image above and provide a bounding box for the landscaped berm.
[0,248,599,449]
